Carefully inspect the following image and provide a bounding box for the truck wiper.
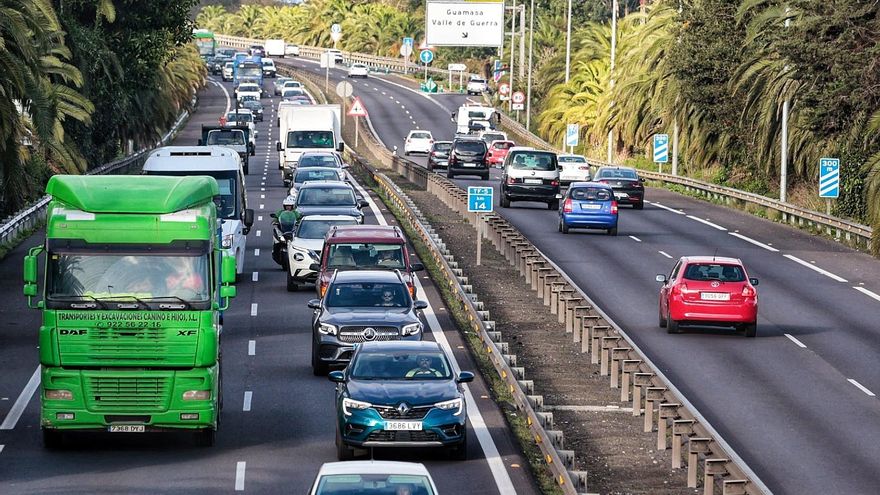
[49,294,108,310]
[141,296,194,310]
[94,294,151,309]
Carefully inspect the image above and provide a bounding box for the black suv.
[427,141,452,172]
[308,270,427,375]
[447,137,489,180]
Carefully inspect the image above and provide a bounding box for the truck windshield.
[288,131,334,148]
[48,253,210,302]
[145,170,240,219]
[238,65,262,78]
[207,130,245,146]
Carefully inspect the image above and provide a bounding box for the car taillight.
[599,180,610,184]
[742,285,756,297]
[563,198,573,213]
[408,284,415,297]
[611,201,618,214]
[506,177,516,184]
[320,283,328,297]
[550,180,559,187]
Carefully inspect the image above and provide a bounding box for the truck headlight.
[401,323,421,336]
[342,398,371,416]
[434,398,463,416]
[318,323,338,335]
[45,389,73,400]
[222,234,234,248]
[182,390,211,401]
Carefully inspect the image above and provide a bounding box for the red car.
[486,140,514,167]
[656,256,759,337]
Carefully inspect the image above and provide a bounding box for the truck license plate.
[384,421,423,431]
[109,425,145,433]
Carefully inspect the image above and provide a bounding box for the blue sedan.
[328,341,473,461]
[558,182,619,235]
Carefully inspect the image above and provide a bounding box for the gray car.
[294,181,366,223]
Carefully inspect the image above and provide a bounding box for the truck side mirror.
[244,208,254,228]
[197,139,203,146]
[23,254,38,283]
[221,255,237,284]
[220,285,236,299]
[276,142,282,152]
[337,142,344,152]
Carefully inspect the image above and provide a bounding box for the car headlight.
[342,398,372,416]
[401,322,421,336]
[434,398,463,416]
[222,234,234,249]
[318,322,338,335]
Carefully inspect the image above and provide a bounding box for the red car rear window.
[682,264,745,282]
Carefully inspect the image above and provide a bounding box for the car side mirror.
[655,274,667,283]
[276,142,282,152]
[307,299,321,309]
[269,212,277,219]
[328,370,345,383]
[197,139,203,146]
[749,278,759,286]
[342,163,350,169]
[411,262,425,272]
[309,263,321,271]
[244,208,254,228]
[413,300,428,310]
[357,199,368,209]
[249,144,256,156]
[456,371,475,383]
[337,142,344,152]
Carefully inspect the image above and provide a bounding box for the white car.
[557,154,592,184]
[235,83,262,101]
[347,63,368,78]
[286,215,360,291]
[466,76,488,95]
[261,58,276,78]
[273,77,291,95]
[224,110,258,144]
[308,461,439,495]
[404,130,434,156]
[285,44,300,56]
[222,62,234,81]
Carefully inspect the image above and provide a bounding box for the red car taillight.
[742,285,756,297]
[550,180,559,187]
[563,198,573,213]
[611,201,618,214]
[506,177,516,184]
[320,282,328,297]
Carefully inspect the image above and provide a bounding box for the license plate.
[580,203,601,210]
[700,292,730,301]
[109,425,145,433]
[524,179,543,184]
[614,192,629,199]
[384,421,423,431]
[462,163,477,167]
[437,161,448,166]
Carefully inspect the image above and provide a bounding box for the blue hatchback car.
[328,341,474,461]
[558,182,619,235]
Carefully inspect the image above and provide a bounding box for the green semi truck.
[23,175,237,447]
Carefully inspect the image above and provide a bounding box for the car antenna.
[713,248,718,262]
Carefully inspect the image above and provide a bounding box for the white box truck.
[276,104,343,175]
[265,39,285,57]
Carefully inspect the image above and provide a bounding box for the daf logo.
[710,281,721,288]
[397,402,411,416]
[362,327,378,341]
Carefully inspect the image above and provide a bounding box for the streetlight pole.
[607,0,618,163]
[780,8,791,203]
[509,0,517,113]
[526,0,535,130]
[565,0,572,82]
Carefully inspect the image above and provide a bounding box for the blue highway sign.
[819,158,840,198]
[468,186,494,213]
[653,134,669,163]
[565,124,579,148]
[420,49,434,64]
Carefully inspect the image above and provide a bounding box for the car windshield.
[206,130,245,146]
[597,168,638,179]
[470,78,486,84]
[433,143,452,152]
[570,187,612,201]
[296,218,357,240]
[315,474,435,495]
[326,243,405,269]
[325,282,409,308]
[296,168,340,183]
[559,156,587,163]
[350,351,452,380]
[482,133,504,142]
[454,141,486,153]
[284,81,302,88]
[226,112,252,123]
[410,132,432,140]
[296,187,355,206]
[282,89,304,97]
[682,263,746,282]
[299,154,339,167]
[509,152,555,171]
[47,252,210,302]
[243,102,261,111]
[288,131,334,148]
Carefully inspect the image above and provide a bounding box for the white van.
[143,146,254,275]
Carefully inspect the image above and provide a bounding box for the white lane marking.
[658,251,673,259]
[257,215,263,222]
[259,204,265,210]
[405,110,410,114]
[254,248,260,257]
[381,91,387,95]
[854,286,880,303]
[650,202,685,215]
[359,181,516,493]
[260,194,265,199]
[686,215,727,231]
[210,80,232,115]
[729,232,779,252]
[783,254,847,282]
[243,391,253,411]
[0,445,4,455]
[784,334,807,348]
[848,379,876,397]
[395,100,400,104]
[252,272,259,282]
[388,96,394,100]
[0,366,40,430]
[373,87,379,91]
[256,230,262,237]
[235,461,246,491]
[628,235,641,242]
[260,187,265,192]
[248,340,256,356]
[250,303,258,316]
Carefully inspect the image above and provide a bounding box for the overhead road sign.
[425,1,505,47]
[348,97,367,117]
[468,186,494,212]
[566,124,579,147]
[653,134,669,163]
[420,49,434,64]
[819,158,840,198]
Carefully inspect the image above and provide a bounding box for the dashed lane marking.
[629,235,641,242]
[248,340,256,356]
[783,254,847,282]
[243,391,253,411]
[686,215,727,231]
[784,334,807,348]
[252,272,259,282]
[254,248,260,256]
[729,232,779,252]
[250,303,258,316]
[649,202,685,215]
[854,286,880,303]
[235,462,246,491]
[658,251,673,259]
[848,379,876,397]
[256,230,261,237]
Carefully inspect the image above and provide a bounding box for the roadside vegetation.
[0,0,206,217]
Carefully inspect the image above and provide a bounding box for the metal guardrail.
[0,108,191,249]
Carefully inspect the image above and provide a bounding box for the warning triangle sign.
[347,97,367,117]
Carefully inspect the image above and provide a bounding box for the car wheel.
[449,428,467,461]
[336,424,355,461]
[548,199,560,210]
[560,219,569,234]
[286,272,299,292]
[658,306,667,328]
[427,164,433,172]
[311,346,328,376]
[194,428,216,447]
[42,429,64,449]
[666,310,681,334]
[500,195,510,208]
[634,201,644,210]
[276,118,280,127]
[742,323,757,338]
[608,227,618,236]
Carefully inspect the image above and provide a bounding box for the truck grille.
[338,326,400,343]
[89,328,168,354]
[374,405,432,420]
[84,374,171,412]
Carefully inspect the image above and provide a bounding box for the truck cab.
[199,125,254,175]
[143,146,254,276]
[276,104,344,174]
